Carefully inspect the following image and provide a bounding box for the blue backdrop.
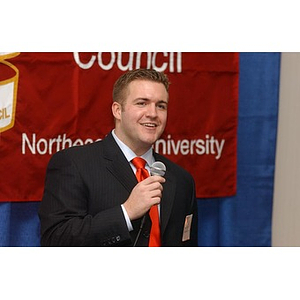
[198,52,280,246]
[0,53,281,247]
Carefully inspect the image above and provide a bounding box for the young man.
[39,69,198,246]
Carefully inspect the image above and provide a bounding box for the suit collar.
[103,132,138,193]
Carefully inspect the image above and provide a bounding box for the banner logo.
[0,52,20,133]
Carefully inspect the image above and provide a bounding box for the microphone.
[133,161,166,247]
[150,161,166,177]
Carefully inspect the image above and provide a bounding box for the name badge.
[182,214,193,242]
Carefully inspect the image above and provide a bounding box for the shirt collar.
[111,130,154,167]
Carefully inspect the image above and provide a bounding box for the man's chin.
[138,137,157,149]
[138,130,164,147]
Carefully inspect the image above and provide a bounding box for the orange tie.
[131,157,161,247]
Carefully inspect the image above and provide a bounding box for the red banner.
[0,52,239,201]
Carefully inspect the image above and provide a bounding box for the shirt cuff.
[121,204,133,231]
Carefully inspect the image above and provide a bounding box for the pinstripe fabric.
[39,132,198,246]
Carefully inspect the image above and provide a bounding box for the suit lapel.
[103,133,137,193]
[154,153,177,236]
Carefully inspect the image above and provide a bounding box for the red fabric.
[0,52,239,202]
[132,157,161,247]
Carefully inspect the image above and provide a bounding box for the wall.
[272,52,300,246]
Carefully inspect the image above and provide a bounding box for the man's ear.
[112,102,122,120]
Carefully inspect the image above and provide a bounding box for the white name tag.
[182,214,193,242]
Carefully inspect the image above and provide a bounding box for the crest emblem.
[0,52,20,133]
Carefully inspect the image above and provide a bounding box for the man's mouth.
[142,123,157,128]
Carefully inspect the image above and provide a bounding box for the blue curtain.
[0,53,281,247]
[198,52,281,246]
[0,202,40,246]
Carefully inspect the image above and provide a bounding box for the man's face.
[113,79,168,155]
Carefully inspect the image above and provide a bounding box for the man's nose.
[146,103,158,117]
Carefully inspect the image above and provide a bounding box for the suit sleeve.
[38,150,132,246]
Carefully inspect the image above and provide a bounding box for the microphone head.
[150,161,166,177]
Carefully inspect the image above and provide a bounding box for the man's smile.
[141,123,158,128]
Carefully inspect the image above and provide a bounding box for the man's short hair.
[112,68,170,105]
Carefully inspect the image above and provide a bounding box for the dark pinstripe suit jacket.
[38,132,198,246]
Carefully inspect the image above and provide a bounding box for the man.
[39,68,198,246]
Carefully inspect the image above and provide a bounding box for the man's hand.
[123,175,166,220]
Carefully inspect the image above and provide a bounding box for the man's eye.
[136,102,146,106]
[157,104,167,110]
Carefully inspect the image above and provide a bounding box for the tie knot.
[132,157,147,170]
